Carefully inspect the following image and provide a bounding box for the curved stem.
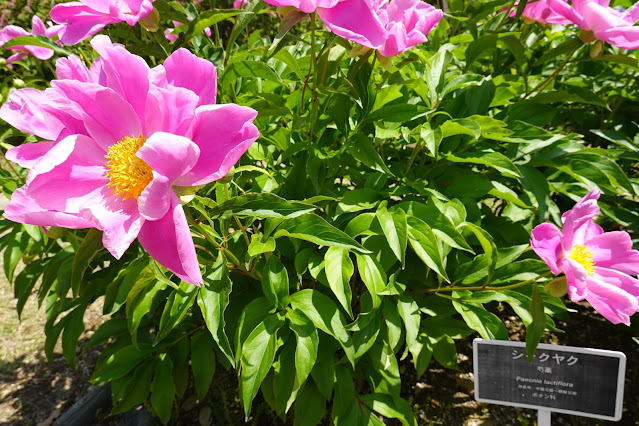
[524,47,579,98]
[419,270,554,293]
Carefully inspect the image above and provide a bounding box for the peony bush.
[1,0,639,423]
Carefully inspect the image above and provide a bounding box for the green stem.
[524,48,579,98]
[419,270,554,293]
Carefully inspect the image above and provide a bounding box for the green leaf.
[174,9,242,39]
[376,203,408,267]
[191,330,216,399]
[262,254,290,308]
[104,256,149,315]
[406,218,450,281]
[294,380,327,426]
[4,231,29,283]
[440,118,481,139]
[205,193,316,219]
[92,343,154,383]
[2,35,72,56]
[287,309,319,390]
[397,293,421,349]
[156,281,198,342]
[446,151,522,178]
[409,334,433,377]
[125,268,166,344]
[71,228,104,297]
[425,47,453,104]
[235,297,274,365]
[111,360,155,415]
[360,393,417,426]
[61,303,87,370]
[353,310,381,359]
[430,334,459,370]
[526,283,546,361]
[268,9,306,54]
[289,289,355,366]
[222,60,282,87]
[151,355,175,425]
[240,313,284,419]
[274,214,369,253]
[198,256,235,367]
[227,0,266,51]
[346,135,393,175]
[355,253,387,309]
[324,247,354,318]
[460,222,498,285]
[248,234,276,257]
[365,104,429,123]
[453,300,508,340]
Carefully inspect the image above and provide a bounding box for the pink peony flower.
[547,0,639,49]
[234,0,247,7]
[50,0,156,45]
[508,0,572,25]
[164,20,212,43]
[263,0,388,49]
[1,35,259,285]
[0,16,63,63]
[373,0,442,57]
[531,188,639,325]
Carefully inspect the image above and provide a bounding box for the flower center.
[105,135,153,200]
[569,244,595,275]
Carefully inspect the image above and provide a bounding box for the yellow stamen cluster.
[569,244,596,276]
[105,135,153,200]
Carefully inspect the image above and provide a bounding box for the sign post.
[473,339,626,422]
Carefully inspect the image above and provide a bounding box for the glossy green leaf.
[526,283,546,361]
[151,355,175,425]
[324,247,354,318]
[274,214,369,253]
[191,330,216,399]
[71,228,104,297]
[262,254,290,308]
[205,193,316,219]
[376,202,407,267]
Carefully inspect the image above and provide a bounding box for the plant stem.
[418,270,554,293]
[524,48,579,98]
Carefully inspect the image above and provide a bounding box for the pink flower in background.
[0,16,63,63]
[548,0,639,49]
[234,0,247,7]
[263,0,388,49]
[1,35,259,285]
[164,20,212,42]
[373,0,442,57]
[508,0,571,25]
[50,0,156,45]
[531,188,639,325]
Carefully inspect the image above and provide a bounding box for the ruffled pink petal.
[5,141,54,169]
[7,52,27,64]
[582,274,639,325]
[111,0,155,25]
[624,1,639,23]
[49,80,143,149]
[164,28,178,42]
[583,1,628,34]
[81,193,144,259]
[50,3,117,45]
[0,25,28,45]
[23,45,55,61]
[597,26,639,50]
[90,35,150,123]
[177,104,259,186]
[4,186,94,229]
[561,187,601,248]
[0,88,66,141]
[144,85,199,137]
[318,0,388,49]
[510,1,573,25]
[30,16,47,35]
[138,193,203,285]
[262,0,339,13]
[530,222,563,274]
[547,0,587,27]
[136,132,200,220]
[592,267,639,301]
[585,231,639,275]
[163,48,218,106]
[25,134,108,213]
[560,257,589,301]
[56,55,93,82]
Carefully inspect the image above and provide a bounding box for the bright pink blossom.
[373,0,442,57]
[263,0,388,49]
[531,188,639,325]
[0,16,63,63]
[508,0,571,25]
[50,0,156,45]
[548,0,639,49]
[1,35,259,285]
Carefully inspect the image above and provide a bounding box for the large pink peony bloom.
[263,0,388,49]
[0,16,64,63]
[50,0,156,45]
[508,0,571,25]
[373,0,442,57]
[1,35,259,285]
[531,188,639,325]
[547,0,639,49]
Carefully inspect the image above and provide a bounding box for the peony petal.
[138,193,203,285]
[530,222,563,274]
[597,26,639,50]
[582,274,639,325]
[319,0,388,49]
[561,187,601,248]
[137,173,172,221]
[50,2,116,45]
[26,135,108,214]
[49,80,143,149]
[0,25,28,45]
[547,0,587,27]
[4,186,94,229]
[30,16,47,35]
[163,48,218,106]
[0,88,66,141]
[6,141,54,169]
[90,35,150,123]
[56,55,93,82]
[560,257,589,301]
[586,231,639,275]
[177,104,259,186]
[144,85,199,137]
[137,132,200,181]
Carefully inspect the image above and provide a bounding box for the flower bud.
[349,44,371,58]
[590,40,603,58]
[12,78,25,88]
[218,166,235,184]
[545,276,567,298]
[139,7,160,32]
[578,29,596,44]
